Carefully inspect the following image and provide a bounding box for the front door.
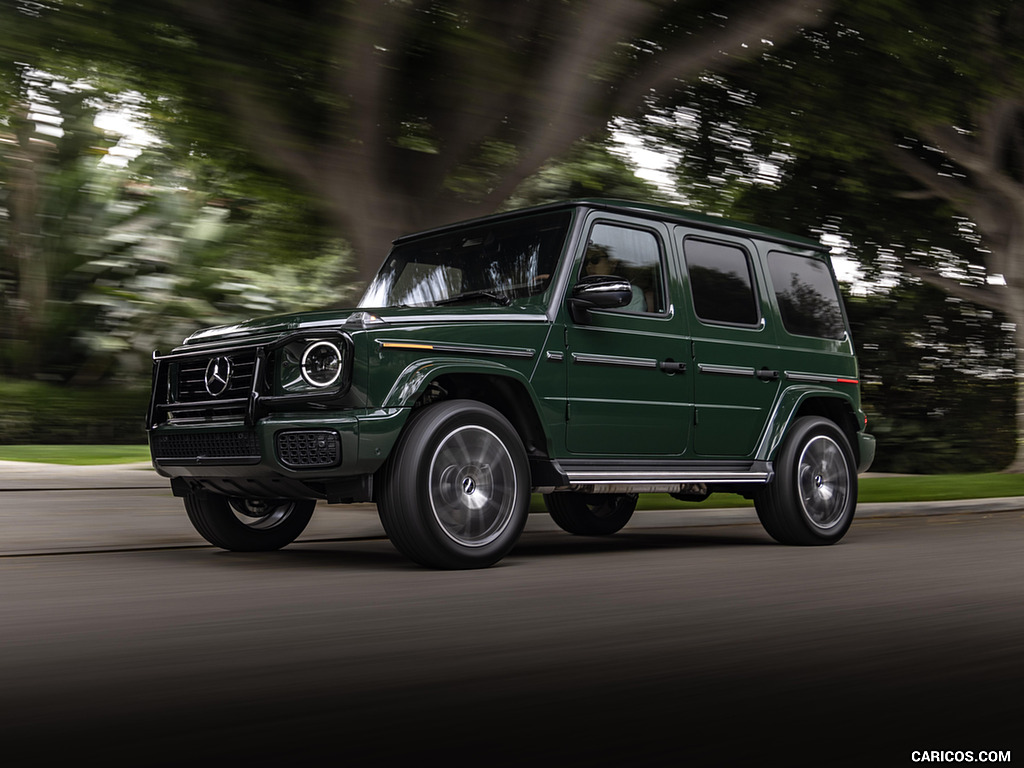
[564,218,692,457]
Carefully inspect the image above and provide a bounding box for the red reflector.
[837,378,859,384]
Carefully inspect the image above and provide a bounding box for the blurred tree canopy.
[0,0,833,282]
[0,67,354,383]
[847,287,1016,473]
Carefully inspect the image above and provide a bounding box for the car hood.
[180,304,549,346]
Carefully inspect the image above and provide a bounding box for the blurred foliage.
[621,0,1024,301]
[846,286,1016,473]
[0,377,150,443]
[506,136,665,209]
[0,70,355,387]
[0,0,832,282]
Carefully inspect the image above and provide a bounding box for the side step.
[530,458,773,494]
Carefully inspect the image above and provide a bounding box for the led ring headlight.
[300,341,343,388]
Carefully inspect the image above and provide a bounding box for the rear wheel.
[184,493,315,551]
[377,399,530,569]
[544,492,637,536]
[755,416,857,545]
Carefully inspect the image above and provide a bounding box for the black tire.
[544,492,637,536]
[754,416,857,546]
[377,399,530,569]
[184,492,315,551]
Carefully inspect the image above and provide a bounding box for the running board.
[530,459,773,493]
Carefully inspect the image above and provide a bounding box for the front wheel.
[377,400,530,569]
[544,492,637,535]
[184,493,315,551]
[755,416,857,546]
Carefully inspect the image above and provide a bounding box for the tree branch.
[883,139,987,221]
[222,88,325,199]
[903,262,1010,314]
[160,0,331,202]
[478,0,660,206]
[920,121,1024,234]
[332,1,422,153]
[612,0,835,115]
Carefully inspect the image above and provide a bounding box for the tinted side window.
[580,223,665,313]
[683,239,759,325]
[768,251,846,339]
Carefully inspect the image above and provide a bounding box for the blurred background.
[0,0,1020,474]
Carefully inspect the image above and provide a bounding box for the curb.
[2,462,1024,520]
[0,461,165,491]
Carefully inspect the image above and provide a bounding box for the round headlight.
[300,341,343,388]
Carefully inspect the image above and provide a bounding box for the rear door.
[676,228,782,457]
[563,214,692,456]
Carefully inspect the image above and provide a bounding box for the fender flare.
[381,356,542,412]
[754,385,860,462]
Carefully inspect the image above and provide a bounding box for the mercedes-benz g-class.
[147,199,875,568]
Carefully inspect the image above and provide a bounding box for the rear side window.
[683,238,759,325]
[768,251,846,339]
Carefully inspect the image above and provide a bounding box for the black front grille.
[276,430,341,469]
[152,431,260,464]
[168,349,260,423]
[147,330,354,430]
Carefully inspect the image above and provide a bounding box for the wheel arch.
[421,372,550,461]
[756,387,862,465]
[382,359,551,461]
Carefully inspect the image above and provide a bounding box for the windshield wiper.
[434,291,511,307]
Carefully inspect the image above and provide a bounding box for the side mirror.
[568,275,632,323]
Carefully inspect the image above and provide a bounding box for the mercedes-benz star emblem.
[204,356,233,397]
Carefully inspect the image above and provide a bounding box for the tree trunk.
[1002,294,1024,472]
[7,106,49,377]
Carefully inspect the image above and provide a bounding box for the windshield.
[359,211,572,308]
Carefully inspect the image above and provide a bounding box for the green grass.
[0,444,152,465]
[858,473,1024,503]
[4,445,1024,504]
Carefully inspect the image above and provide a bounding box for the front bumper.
[149,408,411,502]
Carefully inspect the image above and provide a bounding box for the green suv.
[147,199,875,568]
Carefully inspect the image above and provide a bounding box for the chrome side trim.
[785,371,860,384]
[565,469,770,485]
[697,363,756,377]
[571,353,659,370]
[374,313,549,324]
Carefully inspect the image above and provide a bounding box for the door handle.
[659,361,687,374]
[755,367,780,381]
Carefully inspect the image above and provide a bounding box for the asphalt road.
[1,476,1022,767]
